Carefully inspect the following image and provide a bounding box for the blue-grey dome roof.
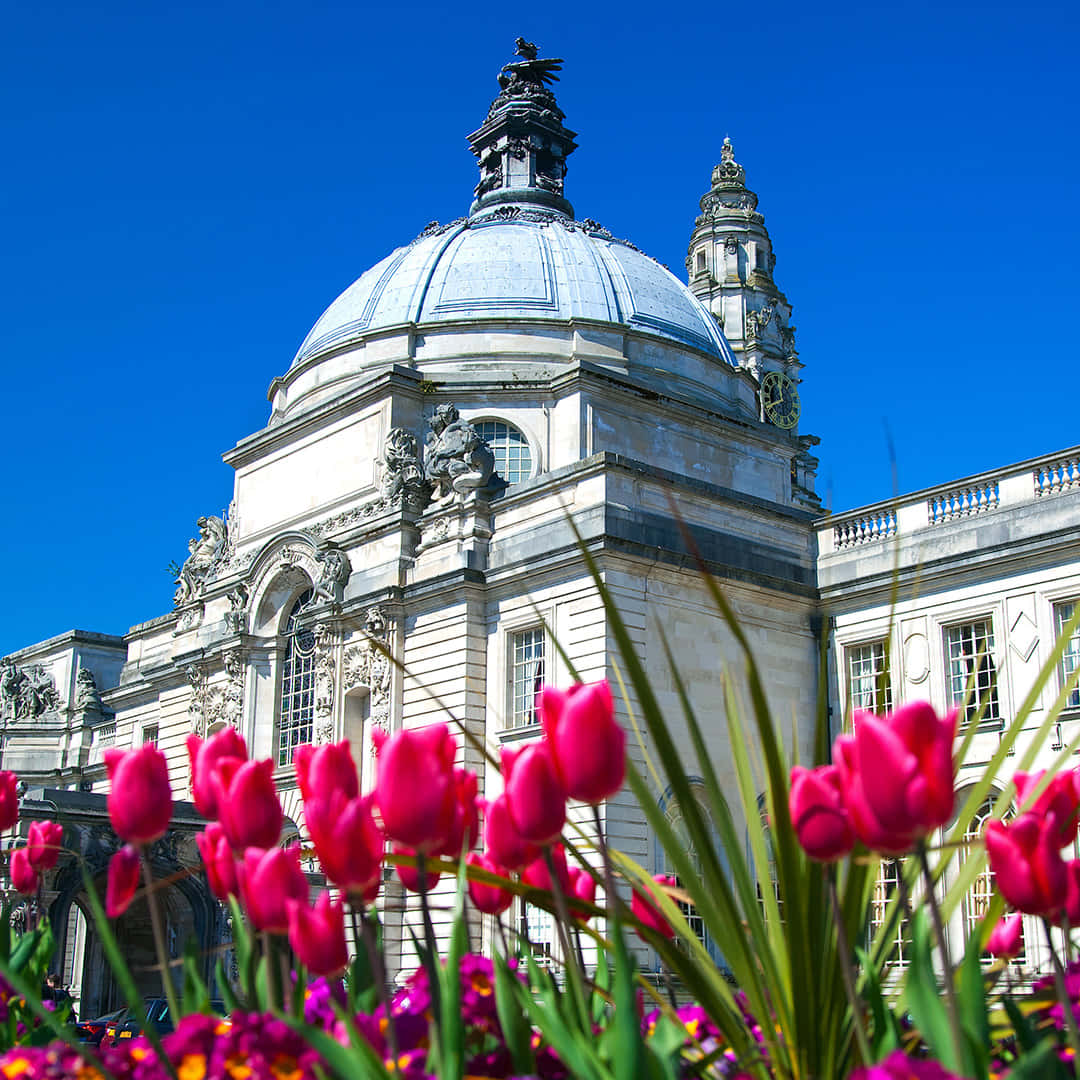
[292,211,734,368]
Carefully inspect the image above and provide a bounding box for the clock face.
[760,370,801,429]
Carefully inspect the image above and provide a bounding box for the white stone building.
[1,42,1077,1011]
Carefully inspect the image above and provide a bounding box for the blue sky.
[1,1,1077,655]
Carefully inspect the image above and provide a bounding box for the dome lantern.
[466,38,578,219]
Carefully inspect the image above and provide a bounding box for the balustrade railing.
[1034,455,1080,498]
[832,509,896,550]
[927,481,999,525]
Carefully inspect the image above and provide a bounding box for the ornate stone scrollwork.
[186,664,207,733]
[342,607,393,731]
[173,516,228,606]
[379,428,429,509]
[204,649,244,731]
[745,298,777,341]
[423,403,495,505]
[0,658,59,720]
[224,584,248,633]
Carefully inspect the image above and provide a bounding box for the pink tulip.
[483,793,538,871]
[435,768,480,859]
[521,844,571,895]
[540,680,625,803]
[238,846,308,933]
[986,912,1024,960]
[305,791,383,897]
[106,845,141,918]
[287,893,348,977]
[789,765,855,862]
[195,823,239,901]
[834,703,957,854]
[502,744,566,846]
[373,724,457,852]
[1014,770,1080,848]
[10,847,38,896]
[391,844,440,893]
[466,852,513,916]
[187,729,247,820]
[295,741,358,803]
[0,771,19,832]
[568,866,597,920]
[1065,860,1080,927]
[104,745,173,845]
[632,874,677,940]
[986,812,1067,916]
[27,821,64,871]
[212,759,283,852]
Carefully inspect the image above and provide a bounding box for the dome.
[291,210,734,370]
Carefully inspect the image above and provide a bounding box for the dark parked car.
[103,998,226,1046]
[75,1009,126,1046]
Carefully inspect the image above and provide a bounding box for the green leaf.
[493,950,535,1076]
[214,958,240,1015]
[437,855,469,1080]
[905,910,957,1073]
[854,946,900,1059]
[591,950,611,1025]
[1006,1036,1072,1080]
[956,917,990,1078]
[612,917,645,1080]
[181,937,211,1015]
[280,1013,392,1080]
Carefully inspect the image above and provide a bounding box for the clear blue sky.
[2,1,1077,656]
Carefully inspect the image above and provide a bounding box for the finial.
[721,136,735,163]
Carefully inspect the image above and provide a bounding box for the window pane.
[278,589,315,766]
[1057,602,1080,710]
[847,641,892,713]
[510,628,545,727]
[945,620,1000,723]
[869,858,908,966]
[475,421,532,484]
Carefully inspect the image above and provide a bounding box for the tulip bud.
[789,765,854,862]
[305,791,383,897]
[238,846,309,933]
[10,847,38,896]
[435,769,480,859]
[632,874,677,940]
[834,702,957,854]
[1015,770,1080,848]
[540,681,625,803]
[0,772,19,833]
[187,729,247,820]
[503,744,566,846]
[986,812,1067,916]
[106,845,141,918]
[466,852,513,916]
[521,844,571,896]
[295,741,358,803]
[288,893,348,977]
[391,844,440,893]
[483,793,538,871]
[374,725,457,852]
[195,822,239,901]
[986,912,1024,960]
[568,866,597,920]
[104,745,173,845]
[213,759,283,852]
[27,821,64,871]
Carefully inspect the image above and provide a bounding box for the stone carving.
[313,547,351,607]
[780,323,798,360]
[74,669,103,717]
[379,428,429,508]
[0,659,59,720]
[175,603,204,633]
[312,624,336,742]
[174,516,228,606]
[745,298,776,341]
[186,664,207,733]
[204,649,244,730]
[725,236,739,255]
[423,403,495,504]
[342,607,393,729]
[506,136,531,160]
[224,584,248,633]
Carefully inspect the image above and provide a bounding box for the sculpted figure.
[423,404,495,504]
[174,516,228,606]
[313,547,351,606]
[75,669,104,716]
[379,428,428,507]
[1,661,59,719]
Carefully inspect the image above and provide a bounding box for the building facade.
[1,43,1077,1013]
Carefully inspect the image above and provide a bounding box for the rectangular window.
[510,627,545,727]
[141,725,159,747]
[521,903,555,971]
[846,641,892,714]
[945,620,1000,724]
[869,859,908,966]
[1057,601,1080,710]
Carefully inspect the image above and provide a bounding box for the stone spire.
[685,138,799,385]
[467,39,578,218]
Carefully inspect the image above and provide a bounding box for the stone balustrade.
[819,445,1080,554]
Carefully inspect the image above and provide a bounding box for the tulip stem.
[542,846,590,1027]
[592,803,622,923]
[140,852,180,1025]
[826,868,872,1067]
[1064,913,1076,965]
[353,904,399,1065]
[1043,919,1080,1077]
[495,914,511,962]
[916,843,965,1073]
[261,931,283,1012]
[415,854,444,1047]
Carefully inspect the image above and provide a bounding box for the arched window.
[474,421,533,484]
[277,589,315,767]
[960,796,1021,961]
